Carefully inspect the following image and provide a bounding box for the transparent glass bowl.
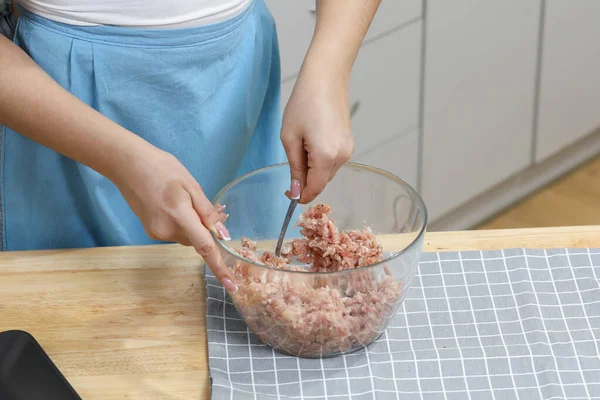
[211,162,427,358]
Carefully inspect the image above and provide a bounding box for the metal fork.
[274,199,299,257]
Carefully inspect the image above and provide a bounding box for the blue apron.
[1,1,287,251]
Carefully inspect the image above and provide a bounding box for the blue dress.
[0,0,287,250]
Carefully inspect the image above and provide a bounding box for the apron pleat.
[1,0,287,250]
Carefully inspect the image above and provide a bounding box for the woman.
[0,0,380,292]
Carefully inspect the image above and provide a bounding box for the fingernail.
[216,204,226,212]
[215,221,231,241]
[290,179,301,200]
[222,278,238,293]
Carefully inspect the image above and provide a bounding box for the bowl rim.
[209,162,428,275]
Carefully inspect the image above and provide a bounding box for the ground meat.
[287,203,384,272]
[230,203,403,358]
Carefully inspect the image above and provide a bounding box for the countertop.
[1,225,600,399]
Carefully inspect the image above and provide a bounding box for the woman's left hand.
[280,69,354,204]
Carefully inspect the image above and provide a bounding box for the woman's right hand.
[110,145,238,294]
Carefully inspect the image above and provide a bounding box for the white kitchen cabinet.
[280,78,294,114]
[265,0,422,81]
[280,23,422,157]
[421,0,540,221]
[535,1,600,162]
[352,130,419,188]
[349,23,421,156]
[348,130,420,232]
[280,79,294,115]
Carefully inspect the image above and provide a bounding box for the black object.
[0,0,16,40]
[0,330,82,400]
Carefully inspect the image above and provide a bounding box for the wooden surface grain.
[478,155,600,229]
[1,226,600,399]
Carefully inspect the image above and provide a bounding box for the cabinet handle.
[350,101,360,118]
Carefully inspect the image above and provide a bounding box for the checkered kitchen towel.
[205,248,600,399]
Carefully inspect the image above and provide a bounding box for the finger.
[328,139,353,181]
[303,166,330,203]
[281,131,307,200]
[177,236,193,247]
[220,212,229,223]
[176,205,237,293]
[214,203,229,222]
[188,184,231,241]
[328,151,352,182]
[216,210,228,223]
[301,149,336,203]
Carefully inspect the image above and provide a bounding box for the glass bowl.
[211,162,427,358]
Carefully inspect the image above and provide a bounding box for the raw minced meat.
[230,203,403,357]
[286,203,384,272]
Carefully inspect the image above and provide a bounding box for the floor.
[476,155,600,230]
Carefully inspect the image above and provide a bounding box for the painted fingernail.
[216,204,226,212]
[290,179,301,200]
[215,221,231,241]
[222,278,238,293]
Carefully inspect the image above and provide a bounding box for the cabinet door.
[421,0,540,221]
[535,1,600,162]
[349,130,420,230]
[352,130,419,188]
[265,0,422,81]
[349,22,421,156]
[280,22,422,157]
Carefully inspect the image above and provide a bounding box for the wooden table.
[1,226,600,399]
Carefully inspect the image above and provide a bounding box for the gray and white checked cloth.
[205,248,600,399]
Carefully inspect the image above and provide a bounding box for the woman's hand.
[281,0,380,203]
[111,145,238,293]
[280,69,354,203]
